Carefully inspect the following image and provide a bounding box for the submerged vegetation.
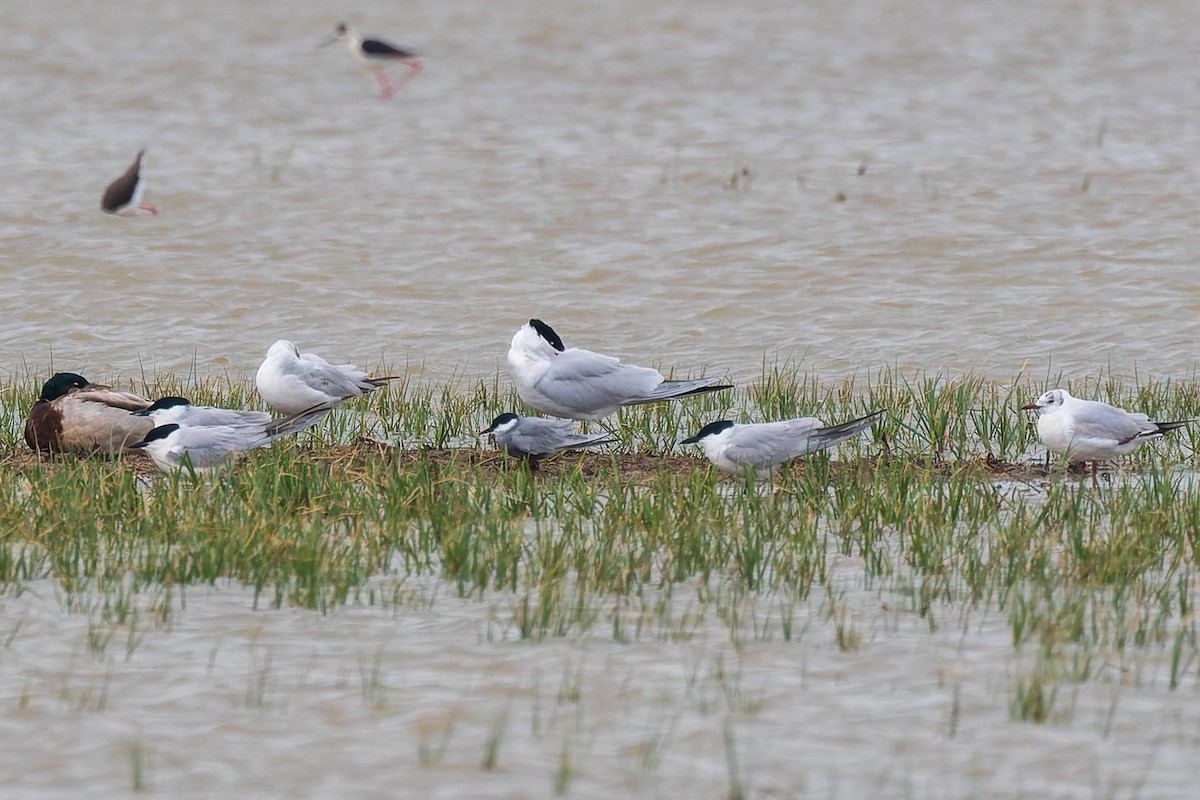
[3,364,1200,726]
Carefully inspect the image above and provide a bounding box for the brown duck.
[25,372,154,454]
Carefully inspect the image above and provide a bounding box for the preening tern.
[507,319,731,421]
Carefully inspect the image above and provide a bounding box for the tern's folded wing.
[174,426,271,466]
[550,348,649,380]
[806,411,883,452]
[178,408,274,429]
[537,349,662,409]
[505,417,577,455]
[725,420,822,469]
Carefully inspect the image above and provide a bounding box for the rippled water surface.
[4,0,1200,385]
[5,0,1200,797]
[4,564,1199,800]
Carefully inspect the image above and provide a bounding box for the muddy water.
[2,567,1197,799]
[4,0,1200,386]
[4,0,1200,796]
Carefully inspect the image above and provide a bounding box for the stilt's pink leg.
[138,203,158,216]
[388,58,423,93]
[372,67,394,98]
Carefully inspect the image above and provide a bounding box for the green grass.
[4,365,1200,725]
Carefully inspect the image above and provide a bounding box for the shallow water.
[3,564,1199,800]
[4,0,1200,387]
[5,0,1200,796]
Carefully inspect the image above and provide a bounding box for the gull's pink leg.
[388,58,423,93]
[372,67,394,98]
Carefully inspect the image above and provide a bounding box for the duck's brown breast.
[24,400,63,452]
[25,395,154,454]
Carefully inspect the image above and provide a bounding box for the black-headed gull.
[1021,388,1189,476]
[507,319,731,421]
[255,340,396,415]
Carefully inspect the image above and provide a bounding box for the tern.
[255,340,397,416]
[24,372,153,455]
[480,412,617,465]
[134,396,326,438]
[1021,389,1189,478]
[325,22,422,98]
[681,410,884,476]
[507,319,732,421]
[129,406,324,474]
[101,149,157,216]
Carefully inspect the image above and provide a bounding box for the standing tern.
[324,23,423,98]
[1021,389,1189,477]
[480,412,617,465]
[101,149,157,216]
[507,319,731,421]
[24,372,153,455]
[256,340,397,416]
[681,410,884,476]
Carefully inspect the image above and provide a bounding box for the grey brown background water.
[4,0,1200,385]
[5,1,1200,797]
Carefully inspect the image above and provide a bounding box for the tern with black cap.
[681,410,884,477]
[480,412,617,465]
[507,319,731,421]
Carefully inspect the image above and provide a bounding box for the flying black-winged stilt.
[101,149,157,216]
[325,22,422,98]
